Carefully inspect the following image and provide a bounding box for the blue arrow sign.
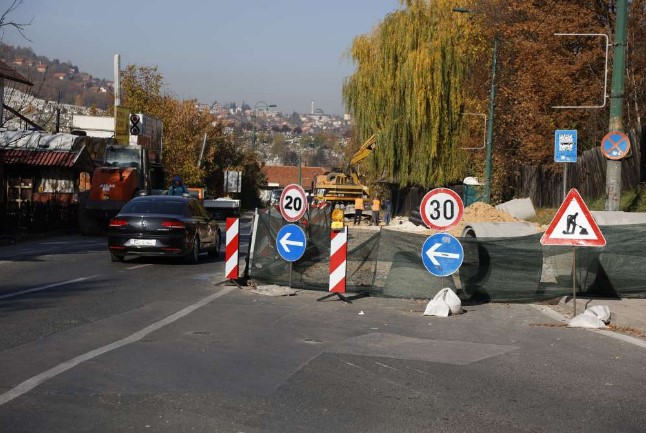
[276,224,307,262]
[421,233,464,277]
[554,130,577,163]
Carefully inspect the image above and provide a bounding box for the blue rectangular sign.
[554,130,577,163]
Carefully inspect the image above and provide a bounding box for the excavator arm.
[349,134,377,166]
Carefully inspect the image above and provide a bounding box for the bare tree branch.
[0,0,33,42]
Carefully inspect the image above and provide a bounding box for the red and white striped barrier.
[225,217,239,280]
[329,226,348,293]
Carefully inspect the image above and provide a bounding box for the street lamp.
[453,8,497,204]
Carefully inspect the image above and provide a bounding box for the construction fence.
[245,205,646,302]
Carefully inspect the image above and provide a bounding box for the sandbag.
[423,288,462,317]
[568,312,607,329]
[585,305,611,324]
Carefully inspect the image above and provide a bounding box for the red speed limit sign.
[280,184,308,222]
[420,188,464,231]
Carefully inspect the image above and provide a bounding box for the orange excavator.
[78,118,164,234]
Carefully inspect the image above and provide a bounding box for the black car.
[107,195,221,264]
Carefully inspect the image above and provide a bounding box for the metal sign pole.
[572,247,576,317]
[289,262,293,289]
[563,164,568,201]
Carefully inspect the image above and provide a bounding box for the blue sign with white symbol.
[276,224,307,262]
[421,233,464,277]
[554,130,577,163]
[600,130,631,160]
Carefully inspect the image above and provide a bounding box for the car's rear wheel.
[110,251,125,262]
[186,235,200,264]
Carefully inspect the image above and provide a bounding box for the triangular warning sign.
[540,188,606,246]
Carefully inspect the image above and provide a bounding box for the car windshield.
[121,199,186,215]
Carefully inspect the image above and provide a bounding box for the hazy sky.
[2,0,402,115]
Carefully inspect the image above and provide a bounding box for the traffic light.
[129,114,141,135]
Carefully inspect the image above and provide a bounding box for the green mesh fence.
[246,209,646,301]
[247,204,379,291]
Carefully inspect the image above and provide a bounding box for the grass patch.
[531,184,646,225]
[527,208,557,226]
[588,183,646,212]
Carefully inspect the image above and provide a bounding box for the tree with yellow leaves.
[343,0,478,188]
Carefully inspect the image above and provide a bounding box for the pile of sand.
[374,201,525,236]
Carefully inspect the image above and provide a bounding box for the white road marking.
[0,286,235,406]
[0,276,99,301]
[125,264,153,270]
[375,362,398,370]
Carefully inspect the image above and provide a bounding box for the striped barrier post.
[329,226,348,293]
[225,217,239,280]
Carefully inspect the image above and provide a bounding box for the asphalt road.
[0,216,645,432]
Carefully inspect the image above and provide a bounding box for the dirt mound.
[380,201,523,236]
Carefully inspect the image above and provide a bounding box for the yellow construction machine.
[312,134,376,206]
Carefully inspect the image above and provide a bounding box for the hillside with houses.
[1,43,113,109]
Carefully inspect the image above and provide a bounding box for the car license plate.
[132,239,156,246]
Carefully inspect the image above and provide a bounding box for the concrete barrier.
[590,211,646,226]
[460,222,539,238]
[495,198,536,220]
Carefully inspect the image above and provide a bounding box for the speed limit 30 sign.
[420,188,464,231]
[280,184,308,222]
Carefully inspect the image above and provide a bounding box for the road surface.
[0,216,644,432]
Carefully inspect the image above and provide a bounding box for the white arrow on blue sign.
[276,224,307,262]
[421,233,464,277]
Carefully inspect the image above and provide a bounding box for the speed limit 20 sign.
[420,188,464,231]
[280,184,308,222]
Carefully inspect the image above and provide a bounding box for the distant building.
[260,164,327,198]
[36,63,47,73]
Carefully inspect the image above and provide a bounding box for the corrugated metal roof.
[0,149,78,167]
[0,130,80,152]
[0,60,32,86]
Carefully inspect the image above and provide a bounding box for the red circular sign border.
[279,184,308,222]
[600,130,631,161]
[419,188,464,231]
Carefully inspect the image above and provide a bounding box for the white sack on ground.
[424,288,462,317]
[568,314,607,329]
[585,305,611,324]
[568,304,612,329]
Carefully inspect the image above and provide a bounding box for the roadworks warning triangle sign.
[540,188,606,247]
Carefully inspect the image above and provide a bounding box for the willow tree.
[343,0,477,188]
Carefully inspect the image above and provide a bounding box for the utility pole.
[452,7,497,204]
[484,36,498,204]
[605,0,628,211]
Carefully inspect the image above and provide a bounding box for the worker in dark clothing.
[383,199,392,225]
[168,175,188,196]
